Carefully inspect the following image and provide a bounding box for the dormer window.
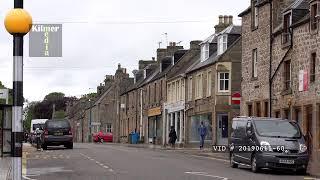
[201,43,209,62]
[282,12,292,45]
[217,35,227,55]
[310,1,319,31]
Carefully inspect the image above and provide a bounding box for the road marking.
[108,169,114,172]
[103,166,109,169]
[185,172,228,180]
[22,152,27,176]
[189,155,229,163]
[22,175,37,180]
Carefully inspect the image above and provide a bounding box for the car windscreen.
[47,121,70,129]
[33,124,45,130]
[254,120,301,138]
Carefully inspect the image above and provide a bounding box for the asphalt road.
[24,143,308,180]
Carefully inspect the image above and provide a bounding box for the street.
[23,143,307,180]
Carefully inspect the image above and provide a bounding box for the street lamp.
[88,98,92,142]
[4,1,32,179]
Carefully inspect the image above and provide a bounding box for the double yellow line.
[22,151,28,176]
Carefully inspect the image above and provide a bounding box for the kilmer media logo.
[29,24,62,57]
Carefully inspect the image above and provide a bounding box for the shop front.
[147,107,162,144]
[163,101,185,146]
[188,113,212,146]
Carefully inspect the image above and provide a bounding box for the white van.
[30,119,48,143]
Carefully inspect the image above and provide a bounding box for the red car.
[93,132,113,143]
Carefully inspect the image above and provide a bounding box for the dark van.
[42,119,73,150]
[230,117,309,174]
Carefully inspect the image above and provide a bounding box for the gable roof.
[283,0,309,12]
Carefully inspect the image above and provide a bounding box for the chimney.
[214,15,233,33]
[132,70,139,83]
[190,40,202,50]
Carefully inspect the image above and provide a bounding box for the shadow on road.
[239,167,305,176]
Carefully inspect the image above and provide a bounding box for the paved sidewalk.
[0,157,12,180]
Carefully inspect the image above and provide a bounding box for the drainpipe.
[268,0,273,117]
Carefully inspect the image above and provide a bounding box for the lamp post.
[4,0,32,179]
[89,99,92,142]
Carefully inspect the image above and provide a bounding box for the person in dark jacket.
[198,121,207,149]
[169,126,177,149]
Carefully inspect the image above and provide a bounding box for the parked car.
[41,119,73,150]
[230,117,309,174]
[92,132,113,143]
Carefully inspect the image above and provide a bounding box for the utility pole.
[4,0,32,179]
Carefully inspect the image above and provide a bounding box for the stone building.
[163,40,202,146]
[239,0,320,175]
[185,16,242,147]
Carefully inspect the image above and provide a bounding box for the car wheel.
[67,143,73,149]
[230,153,238,168]
[251,154,260,173]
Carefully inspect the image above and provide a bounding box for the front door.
[217,114,229,145]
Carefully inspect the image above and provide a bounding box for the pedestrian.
[98,131,104,143]
[198,121,207,150]
[169,126,177,149]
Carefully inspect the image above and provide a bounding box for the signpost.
[0,89,9,104]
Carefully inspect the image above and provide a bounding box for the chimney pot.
[219,15,223,24]
[229,15,233,24]
[224,15,229,24]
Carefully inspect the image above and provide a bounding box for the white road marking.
[185,172,228,180]
[103,166,109,169]
[108,169,114,172]
[22,175,37,180]
[190,155,229,163]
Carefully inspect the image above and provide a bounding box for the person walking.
[198,121,207,150]
[169,126,177,149]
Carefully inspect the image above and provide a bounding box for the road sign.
[231,92,241,105]
[0,89,9,104]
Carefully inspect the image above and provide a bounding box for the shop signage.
[148,107,161,117]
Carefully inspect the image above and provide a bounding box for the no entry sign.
[232,92,241,105]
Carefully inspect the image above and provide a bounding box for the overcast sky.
[0,0,248,102]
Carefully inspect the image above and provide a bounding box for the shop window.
[189,114,212,142]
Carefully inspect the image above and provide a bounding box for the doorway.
[305,105,313,155]
[217,113,228,145]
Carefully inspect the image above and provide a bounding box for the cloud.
[0,0,248,101]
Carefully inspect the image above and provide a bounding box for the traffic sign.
[232,92,241,105]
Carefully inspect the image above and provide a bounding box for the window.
[201,43,209,62]
[181,80,185,100]
[195,74,203,99]
[206,71,212,97]
[148,85,151,104]
[311,53,316,82]
[168,83,171,102]
[106,123,112,133]
[284,60,291,90]
[252,0,259,29]
[282,12,292,44]
[176,80,180,102]
[172,82,176,102]
[217,35,227,55]
[160,80,162,100]
[154,83,156,102]
[252,49,258,78]
[310,2,319,31]
[218,72,229,92]
[188,77,193,101]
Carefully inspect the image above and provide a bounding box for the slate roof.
[200,33,218,44]
[217,25,241,35]
[283,0,309,12]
